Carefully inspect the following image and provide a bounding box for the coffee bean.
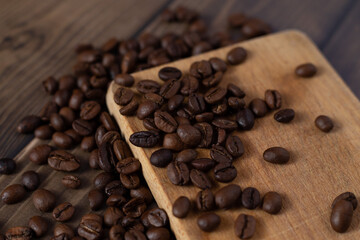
[115,74,135,87]
[1,184,26,204]
[211,98,228,115]
[114,139,133,161]
[265,89,282,110]
[263,147,290,164]
[168,94,184,111]
[29,144,52,165]
[194,122,213,148]
[192,41,212,55]
[241,187,261,209]
[177,124,201,146]
[147,208,168,227]
[172,196,191,218]
[125,230,147,240]
[52,202,75,222]
[274,108,295,123]
[330,200,353,233]
[130,131,160,148]
[107,194,127,208]
[121,215,145,232]
[98,142,117,172]
[121,50,137,73]
[332,192,357,210]
[120,99,139,116]
[54,89,71,107]
[215,128,227,146]
[5,226,33,240]
[225,135,244,158]
[69,89,84,110]
[42,76,58,94]
[78,213,103,240]
[190,169,212,189]
[109,224,126,240]
[146,227,170,240]
[176,116,191,126]
[204,87,227,104]
[48,150,80,172]
[188,93,206,114]
[236,108,255,130]
[93,172,114,191]
[210,145,233,163]
[120,173,140,189]
[191,158,215,172]
[32,188,56,212]
[137,80,161,94]
[64,128,82,144]
[154,111,178,133]
[242,17,271,37]
[167,161,190,185]
[116,158,141,175]
[295,63,317,78]
[62,175,81,189]
[137,100,159,120]
[209,57,227,72]
[227,47,247,65]
[228,97,245,110]
[175,149,197,163]
[28,216,48,237]
[17,115,42,133]
[196,188,215,211]
[80,101,101,120]
[158,67,182,81]
[100,112,118,132]
[85,89,106,103]
[262,191,282,214]
[234,214,256,239]
[72,119,94,136]
[227,83,245,98]
[212,118,238,131]
[88,189,105,210]
[215,184,241,209]
[0,158,16,175]
[114,88,134,106]
[59,75,76,90]
[150,148,173,168]
[131,187,153,204]
[105,180,127,197]
[250,98,268,117]
[123,197,147,218]
[21,171,40,191]
[195,112,214,123]
[163,133,184,151]
[197,213,220,232]
[39,101,58,121]
[50,113,66,131]
[228,13,247,28]
[214,162,237,183]
[159,79,181,99]
[181,75,199,95]
[104,207,124,226]
[202,71,223,88]
[52,132,73,149]
[315,115,334,132]
[34,125,53,139]
[144,93,164,106]
[190,60,212,79]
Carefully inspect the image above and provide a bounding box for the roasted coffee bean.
[193,122,213,148]
[69,89,84,110]
[265,89,282,110]
[32,188,56,212]
[39,101,58,121]
[131,187,153,204]
[72,119,93,136]
[88,189,105,210]
[80,101,101,120]
[274,108,295,123]
[202,71,223,88]
[85,89,106,103]
[225,135,244,158]
[212,118,238,131]
[29,144,52,165]
[124,230,146,240]
[48,150,80,172]
[209,57,227,72]
[197,213,220,232]
[181,75,199,95]
[130,131,160,148]
[54,89,71,107]
[107,194,127,207]
[120,173,140,189]
[53,223,75,239]
[100,112,118,131]
[215,184,241,209]
[113,139,131,162]
[315,115,334,132]
[210,145,233,163]
[101,131,121,145]
[5,226,33,240]
[114,88,134,106]
[123,197,147,218]
[227,97,244,110]
[109,224,126,240]
[104,207,124,226]
[90,76,108,89]
[211,99,228,115]
[263,147,290,164]
[172,196,191,218]
[105,180,127,196]
[21,171,40,191]
[116,158,141,175]
[191,158,215,172]
[250,98,268,117]
[227,47,247,65]
[154,111,178,133]
[62,175,81,189]
[204,87,227,104]
[42,76,58,95]
[163,133,184,151]
[227,83,245,98]
[142,119,157,132]
[81,135,96,152]
[262,191,282,214]
[64,128,82,144]
[228,13,247,27]
[1,184,26,204]
[98,141,117,172]
[59,107,76,126]
[159,79,181,99]
[115,74,135,87]
[121,50,137,73]
[190,169,212,189]
[190,60,212,79]
[167,161,190,185]
[150,148,173,168]
[146,227,170,240]
[50,113,66,131]
[121,215,145,232]
[93,172,114,191]
[78,213,103,240]
[177,124,201,146]
[34,125,53,139]
[17,115,42,133]
[137,100,159,120]
[195,112,214,123]
[175,116,190,125]
[175,149,197,163]
[0,158,16,175]
[242,17,271,37]
[295,63,317,78]
[120,99,139,116]
[52,202,75,222]
[234,214,256,239]
[147,208,168,227]
[332,192,357,210]
[95,127,107,147]
[52,132,73,149]
[241,187,261,209]
[144,93,164,106]
[137,80,161,94]
[168,95,184,111]
[158,67,182,81]
[214,162,237,183]
[330,200,353,233]
[59,75,76,90]
[236,108,255,130]
[28,215,48,237]
[196,188,215,211]
[215,128,227,146]
[188,93,206,114]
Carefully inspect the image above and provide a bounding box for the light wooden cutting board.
[106,30,360,239]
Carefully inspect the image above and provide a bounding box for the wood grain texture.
[107,30,360,239]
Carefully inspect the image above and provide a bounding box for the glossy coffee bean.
[202,72,223,88]
[146,208,168,228]
[105,180,127,196]
[228,13,247,27]
[154,111,178,133]
[144,93,164,106]
[109,224,126,240]
[194,122,213,148]
[236,108,255,130]
[104,207,124,226]
[114,88,134,106]
[227,83,245,98]
[115,74,135,87]
[113,139,133,161]
[17,115,42,133]
[137,100,159,120]
[34,125,53,139]
[123,197,147,218]
[32,188,56,212]
[50,113,66,131]
[190,169,212,189]
[241,187,261,209]
[330,200,353,233]
[167,161,190,185]
[131,187,153,204]
[0,158,16,174]
[59,107,76,125]
[225,135,244,158]
[209,57,227,72]
[42,76,58,94]
[72,119,94,136]
[48,150,80,172]
[168,95,184,111]
[146,227,170,240]
[315,115,334,132]
[181,75,199,95]
[88,189,105,211]
[204,87,227,104]
[197,213,220,232]
[172,196,191,218]
[214,162,237,183]
[116,157,141,174]
[150,148,173,168]
[210,145,233,163]
[136,80,161,94]
[265,89,282,110]
[121,50,137,73]
[159,79,181,99]
[175,149,197,163]
[274,108,295,123]
[250,98,268,117]
[195,112,214,123]
[1,184,26,204]
[177,124,201,146]
[125,229,146,240]
[228,97,245,110]
[5,226,33,240]
[21,171,40,191]
[29,144,52,165]
[227,47,247,65]
[295,63,317,78]
[189,60,212,79]
[80,101,101,120]
[62,175,81,189]
[120,173,140,189]
[332,192,357,210]
[100,112,118,131]
[52,202,75,222]
[93,172,114,191]
[52,132,73,149]
[64,128,82,144]
[196,189,215,211]
[158,67,182,81]
[130,131,160,148]
[39,101,58,121]
[262,191,282,214]
[78,213,103,240]
[120,99,139,116]
[191,158,215,172]
[215,184,241,209]
[69,89,84,110]
[234,214,256,239]
[212,118,237,131]
[263,147,290,164]
[54,89,71,107]
[28,215,48,237]
[106,194,127,208]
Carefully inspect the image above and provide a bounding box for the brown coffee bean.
[204,87,227,104]
[72,118,94,136]
[196,188,215,211]
[181,75,199,95]
[113,139,133,161]
[80,101,101,120]
[209,57,227,72]
[190,60,212,79]
[17,115,42,133]
[62,175,81,189]
[265,89,282,110]
[188,93,206,114]
[263,147,290,164]
[50,113,66,131]
[215,184,241,209]
[54,89,71,107]
[144,93,164,106]
[202,71,223,88]
[5,227,33,240]
[121,50,137,73]
[234,214,256,239]
[69,89,84,110]
[195,112,214,123]
[228,97,245,110]
[175,149,197,163]
[81,135,96,152]
[42,76,58,94]
[194,122,213,148]
[158,67,182,81]
[330,200,353,233]
[0,158,16,175]
[29,144,52,165]
[53,202,75,222]
[116,158,140,175]
[115,74,135,87]
[236,108,255,130]
[190,169,212,189]
[59,75,76,90]
[172,196,191,218]
[295,63,317,77]
[123,197,147,218]
[250,98,268,117]
[120,98,139,116]
[120,173,140,189]
[147,208,168,227]
[211,99,228,115]
[167,161,190,185]
[88,189,105,211]
[227,83,245,98]
[52,132,73,149]
[210,145,233,163]
[228,13,247,28]
[28,216,48,237]
[192,158,215,172]
[154,111,178,133]
[241,187,261,209]
[212,118,238,131]
[34,125,53,139]
[262,191,282,214]
[105,180,127,197]
[114,88,134,106]
[1,184,26,204]
[177,124,202,146]
[39,101,58,121]
[332,192,357,210]
[214,162,237,183]
[129,131,160,148]
[124,229,146,240]
[274,108,295,123]
[93,172,114,191]
[106,194,127,208]
[104,207,124,227]
[137,80,161,94]
[32,188,56,212]
[59,107,76,125]
[150,149,173,168]
[197,213,220,232]
[168,95,184,111]
[78,213,103,240]
[21,171,40,191]
[315,115,334,132]
[225,135,244,158]
[137,100,159,120]
[98,141,117,172]
[48,150,80,172]
[146,227,170,240]
[227,47,247,65]
[163,133,184,151]
[64,128,82,144]
[100,112,118,131]
[159,79,181,99]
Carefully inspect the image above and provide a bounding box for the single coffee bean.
[54,89,71,107]
[332,192,357,210]
[227,47,247,65]
[80,135,95,151]
[227,83,245,98]
[159,79,181,99]
[167,161,190,185]
[215,184,242,209]
[210,145,233,163]
[191,158,215,172]
[62,175,81,189]
[115,74,135,87]
[158,67,182,81]
[1,184,26,204]
[154,111,178,133]
[143,118,158,132]
[121,50,137,73]
[163,133,184,151]
[194,122,213,148]
[274,108,295,123]
[236,108,255,130]
[234,214,256,239]
[100,112,118,131]
[0,158,16,174]
[105,180,127,196]
[190,60,212,79]
[250,98,268,117]
[188,93,206,114]
[202,71,223,88]
[125,229,147,240]
[48,150,80,172]
[181,75,199,95]
[168,94,184,111]
[137,80,161,94]
[80,101,101,120]
[147,208,168,227]
[32,188,56,212]
[196,189,215,211]
[225,135,244,158]
[242,17,271,37]
[42,76,58,94]
[204,87,227,104]
[209,57,227,72]
[121,215,145,232]
[104,207,124,226]
[263,147,290,164]
[150,148,173,168]
[131,187,153,204]
[64,128,82,144]
[212,118,238,131]
[114,88,134,106]
[78,213,103,240]
[28,216,48,237]
[315,115,334,132]
[172,196,191,218]
[215,128,227,146]
[144,92,164,106]
[98,141,117,172]
[59,75,76,90]
[137,100,159,120]
[211,98,228,115]
[50,113,66,131]
[21,171,40,191]
[59,107,76,126]
[120,98,139,116]
[197,213,220,232]
[228,97,245,110]
[52,132,73,149]
[265,89,282,110]
[295,63,317,77]
[214,162,237,183]
[29,144,52,165]
[116,157,141,175]
[34,125,53,139]
[176,149,197,163]
[17,115,42,134]
[107,194,127,207]
[190,169,212,189]
[262,191,282,214]
[5,226,33,240]
[101,131,121,145]
[120,173,140,189]
[39,101,58,121]
[241,187,261,209]
[88,189,105,210]
[123,197,147,218]
[109,224,126,240]
[53,202,75,222]
[69,89,84,110]
[195,112,214,123]
[72,119,94,136]
[330,200,353,233]
[146,227,170,240]
[93,172,114,191]
[176,116,191,126]
[113,139,133,161]
[177,124,202,146]
[130,131,160,148]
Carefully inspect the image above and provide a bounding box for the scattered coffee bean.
[5,226,33,240]
[80,101,101,120]
[154,111,178,133]
[1,184,26,204]
[123,197,147,218]
[137,80,161,94]
[181,75,199,95]
[191,158,215,172]
[330,200,353,233]
[62,175,81,189]
[21,171,40,191]
[214,162,237,183]
[146,227,170,240]
[150,148,173,168]
[114,73,135,87]
[167,161,190,185]
[34,125,53,139]
[114,88,134,106]
[263,147,290,164]
[315,115,334,132]
[120,98,139,116]
[225,135,244,158]
[28,216,48,237]
[29,144,52,165]
[241,187,261,209]
[265,89,282,110]
[78,213,103,240]
[93,172,114,191]
[196,189,215,211]
[210,145,233,163]
[236,108,255,130]
[215,184,241,209]
[130,131,160,148]
[190,169,212,189]
[88,189,105,211]
[250,98,268,117]
[52,202,75,222]
[227,47,247,65]
[137,100,159,120]
[274,108,295,123]
[32,188,56,212]
[295,63,317,78]
[332,192,357,210]
[17,115,42,134]
[48,150,80,172]
[177,124,202,146]
[176,149,197,163]
[172,196,191,218]
[209,57,227,72]
[197,212,220,232]
[105,180,127,196]
[0,158,16,174]
[234,214,256,239]
[116,157,141,174]
[120,173,140,189]
[104,207,124,226]
[168,94,184,111]
[262,191,282,214]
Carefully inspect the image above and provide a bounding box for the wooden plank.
[107,30,360,239]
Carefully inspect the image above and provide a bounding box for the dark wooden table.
[1,0,359,159]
